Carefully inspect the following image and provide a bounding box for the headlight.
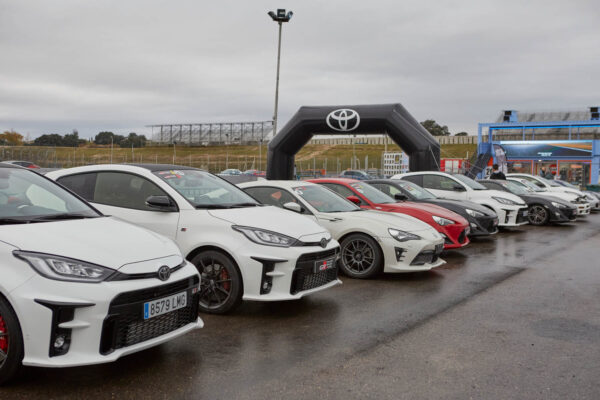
[432,215,454,226]
[232,225,297,247]
[551,201,567,209]
[14,251,115,283]
[492,196,519,205]
[388,228,421,242]
[465,209,485,218]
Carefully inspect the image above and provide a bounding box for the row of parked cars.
[0,162,597,384]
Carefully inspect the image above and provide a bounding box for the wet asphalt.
[2,215,599,399]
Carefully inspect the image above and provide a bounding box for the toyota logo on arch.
[326,109,360,132]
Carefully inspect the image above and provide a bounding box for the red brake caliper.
[220,269,231,291]
[0,314,8,353]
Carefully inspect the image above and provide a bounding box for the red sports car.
[308,178,470,250]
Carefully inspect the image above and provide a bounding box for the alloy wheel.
[197,257,233,311]
[342,239,376,274]
[529,205,548,225]
[0,313,8,369]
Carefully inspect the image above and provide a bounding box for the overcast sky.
[1,0,599,140]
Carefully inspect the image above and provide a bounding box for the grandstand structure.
[483,108,600,141]
[148,120,274,146]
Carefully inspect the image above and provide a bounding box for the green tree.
[33,134,65,146]
[95,131,125,145]
[119,132,147,148]
[420,120,451,136]
[455,131,469,136]
[63,130,83,147]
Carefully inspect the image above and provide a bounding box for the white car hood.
[207,205,328,239]
[469,189,526,205]
[0,217,181,270]
[323,209,436,233]
[534,191,578,202]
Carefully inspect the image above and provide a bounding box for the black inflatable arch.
[267,103,440,180]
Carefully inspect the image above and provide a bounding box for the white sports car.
[0,164,202,384]
[506,177,591,216]
[47,165,341,314]
[239,180,445,278]
[393,172,529,227]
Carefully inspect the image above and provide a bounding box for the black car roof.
[128,164,200,172]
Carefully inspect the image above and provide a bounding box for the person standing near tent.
[490,164,506,180]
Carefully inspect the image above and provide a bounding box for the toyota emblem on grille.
[157,265,171,281]
[320,237,330,248]
[326,109,360,132]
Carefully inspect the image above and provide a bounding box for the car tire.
[191,251,243,315]
[528,204,549,226]
[0,296,24,386]
[339,233,383,279]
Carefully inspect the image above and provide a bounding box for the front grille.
[291,248,339,295]
[100,276,199,355]
[458,230,466,243]
[297,248,338,263]
[411,245,442,266]
[290,268,338,295]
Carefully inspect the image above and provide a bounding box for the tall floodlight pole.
[268,9,293,137]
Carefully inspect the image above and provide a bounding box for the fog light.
[394,247,404,261]
[54,335,66,349]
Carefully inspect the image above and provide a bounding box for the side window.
[423,175,458,191]
[402,175,423,186]
[244,187,304,211]
[320,183,364,204]
[57,173,97,201]
[371,183,401,197]
[93,172,169,211]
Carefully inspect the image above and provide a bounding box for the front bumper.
[439,223,470,249]
[496,205,529,227]
[468,215,499,237]
[548,206,577,223]
[232,240,342,302]
[380,237,446,273]
[572,202,591,216]
[9,264,203,368]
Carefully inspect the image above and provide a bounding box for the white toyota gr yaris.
[0,164,203,385]
[47,165,341,315]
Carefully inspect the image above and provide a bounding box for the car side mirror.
[146,195,177,212]
[452,185,466,192]
[394,193,408,201]
[283,202,302,213]
[346,195,361,204]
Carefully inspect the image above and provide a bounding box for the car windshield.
[538,176,561,187]
[0,167,99,223]
[500,181,529,195]
[348,182,396,204]
[395,180,436,199]
[514,179,544,192]
[292,185,360,213]
[452,174,488,190]
[154,169,259,208]
[555,179,579,189]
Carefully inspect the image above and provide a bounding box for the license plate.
[144,291,187,320]
[314,258,335,273]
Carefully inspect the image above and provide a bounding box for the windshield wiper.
[0,218,38,225]
[196,202,260,209]
[30,213,100,221]
[228,203,261,208]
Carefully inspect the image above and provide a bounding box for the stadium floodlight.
[267,8,293,137]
